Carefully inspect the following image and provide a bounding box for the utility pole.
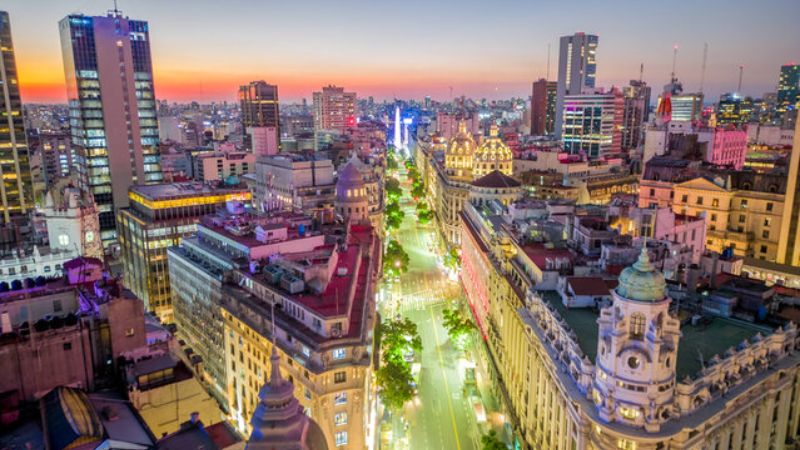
[737,65,744,93]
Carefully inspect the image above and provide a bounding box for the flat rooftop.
[539,291,769,379]
[129,181,249,200]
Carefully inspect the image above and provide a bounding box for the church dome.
[336,154,367,200]
[615,246,667,302]
[474,124,512,177]
[446,121,476,157]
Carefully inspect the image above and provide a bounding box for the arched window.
[630,313,646,340]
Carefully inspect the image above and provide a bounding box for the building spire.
[269,302,282,387]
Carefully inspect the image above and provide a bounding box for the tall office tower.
[59,11,163,246]
[531,79,557,135]
[561,88,624,159]
[239,81,280,155]
[777,118,800,266]
[312,85,356,132]
[0,12,32,224]
[717,93,753,126]
[777,63,800,114]
[621,80,651,150]
[554,32,598,139]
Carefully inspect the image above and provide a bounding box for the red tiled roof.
[521,244,574,269]
[567,277,615,296]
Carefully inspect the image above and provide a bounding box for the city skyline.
[4,0,799,103]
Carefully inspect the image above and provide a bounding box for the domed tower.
[444,120,476,180]
[593,246,681,432]
[335,154,369,223]
[473,124,513,179]
[246,348,329,450]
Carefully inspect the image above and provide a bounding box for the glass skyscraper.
[777,64,800,114]
[0,11,32,224]
[59,12,162,246]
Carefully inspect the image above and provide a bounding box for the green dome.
[615,247,667,302]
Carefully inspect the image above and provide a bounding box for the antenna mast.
[737,65,744,93]
[639,63,644,83]
[699,42,708,94]
[671,44,679,82]
[546,43,551,80]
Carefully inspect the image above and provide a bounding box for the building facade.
[531,79,557,136]
[555,32,598,139]
[0,11,32,224]
[621,80,651,150]
[59,12,163,246]
[117,181,251,322]
[562,89,624,159]
[312,85,356,132]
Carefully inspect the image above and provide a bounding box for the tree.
[416,202,433,224]
[383,239,409,278]
[411,181,425,199]
[387,153,399,171]
[379,316,422,365]
[443,247,460,271]
[376,360,415,410]
[480,430,506,450]
[385,201,405,231]
[376,316,423,410]
[442,307,475,350]
[404,159,414,171]
[385,177,402,202]
[407,166,420,182]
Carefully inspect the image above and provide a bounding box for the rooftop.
[471,170,521,189]
[540,291,769,378]
[130,181,250,201]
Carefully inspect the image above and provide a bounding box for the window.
[764,218,771,227]
[681,194,688,203]
[334,371,346,383]
[302,345,311,358]
[63,342,72,351]
[335,431,348,446]
[334,412,348,426]
[125,327,135,337]
[761,245,768,254]
[739,215,746,223]
[58,234,70,247]
[740,199,748,208]
[763,230,770,239]
[766,202,773,212]
[710,213,717,222]
[305,388,312,400]
[630,313,646,340]
[332,348,346,360]
[334,392,347,405]
[649,189,655,196]
[696,196,703,205]
[53,300,63,313]
[617,438,637,450]
[712,198,719,207]
[619,406,640,419]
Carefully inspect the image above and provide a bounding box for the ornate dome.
[446,121,476,157]
[336,154,367,200]
[615,246,667,302]
[474,124,512,177]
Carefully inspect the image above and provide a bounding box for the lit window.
[302,345,311,358]
[629,313,646,340]
[335,431,348,446]
[58,234,70,247]
[619,406,640,420]
[334,392,347,405]
[334,412,348,426]
[334,371,346,383]
[332,348,346,360]
[617,438,636,450]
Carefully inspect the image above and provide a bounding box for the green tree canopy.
[376,360,415,411]
[480,430,506,450]
[385,177,402,202]
[442,307,476,350]
[383,239,409,278]
[385,201,405,231]
[379,316,422,365]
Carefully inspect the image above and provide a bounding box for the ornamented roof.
[474,124,512,163]
[446,121,476,157]
[615,246,667,302]
[471,170,521,188]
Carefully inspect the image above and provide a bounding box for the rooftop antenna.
[546,43,552,81]
[671,44,679,82]
[112,0,121,15]
[699,42,708,94]
[639,63,644,83]
[737,65,744,93]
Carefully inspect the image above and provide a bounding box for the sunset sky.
[4,0,799,104]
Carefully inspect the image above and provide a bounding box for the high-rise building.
[621,80,651,150]
[117,181,251,322]
[717,93,753,126]
[562,89,623,159]
[312,85,356,132]
[239,81,279,129]
[59,12,163,246]
[777,63,800,114]
[531,79,557,135]
[239,81,280,155]
[554,32,598,139]
[0,11,32,224]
